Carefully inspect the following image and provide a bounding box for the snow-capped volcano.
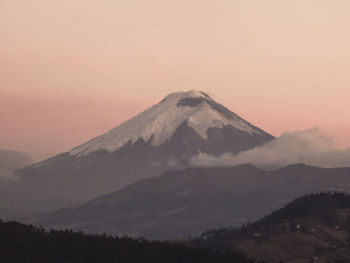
[1,91,274,214]
[71,91,266,157]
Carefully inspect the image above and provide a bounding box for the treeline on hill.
[195,192,350,250]
[0,220,261,263]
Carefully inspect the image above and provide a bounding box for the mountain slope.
[0,91,274,213]
[195,192,350,263]
[30,164,350,240]
[70,91,270,157]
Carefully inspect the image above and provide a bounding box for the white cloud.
[190,128,350,170]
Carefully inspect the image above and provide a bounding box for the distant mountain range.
[30,164,350,240]
[0,149,33,173]
[0,149,33,185]
[0,91,274,213]
[0,150,36,220]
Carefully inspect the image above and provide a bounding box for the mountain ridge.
[29,164,350,240]
[0,91,274,215]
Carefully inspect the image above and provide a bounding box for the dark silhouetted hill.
[0,220,258,263]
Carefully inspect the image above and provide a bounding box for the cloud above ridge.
[191,128,350,170]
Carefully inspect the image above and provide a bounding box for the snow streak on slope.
[70,91,262,157]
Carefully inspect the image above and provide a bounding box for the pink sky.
[1,0,350,160]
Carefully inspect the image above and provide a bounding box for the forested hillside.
[195,192,350,263]
[0,220,258,263]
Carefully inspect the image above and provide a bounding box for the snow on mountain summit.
[161,90,209,102]
[70,91,262,157]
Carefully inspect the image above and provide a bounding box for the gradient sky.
[1,0,350,160]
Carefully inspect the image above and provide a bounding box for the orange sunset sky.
[1,0,350,160]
